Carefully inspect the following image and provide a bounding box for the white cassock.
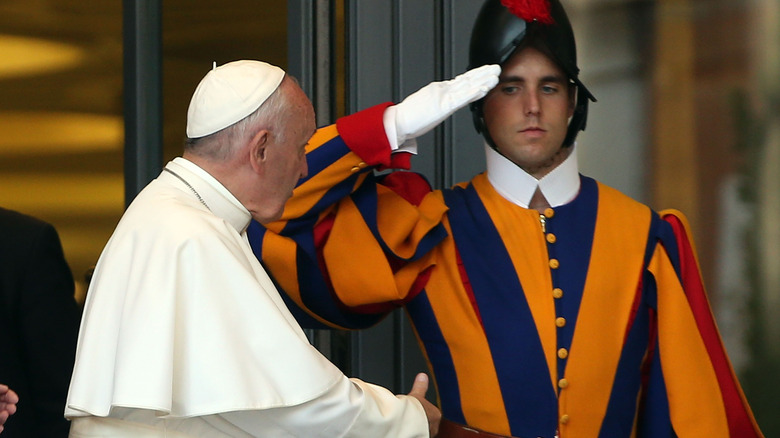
[65,157,428,437]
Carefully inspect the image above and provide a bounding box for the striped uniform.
[249,105,763,438]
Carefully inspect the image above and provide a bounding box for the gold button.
[552,288,563,299]
[546,233,557,244]
[558,348,568,359]
[558,378,568,389]
[549,259,559,269]
[556,317,566,328]
[350,166,360,173]
[560,414,570,425]
[358,161,367,168]
[544,208,555,218]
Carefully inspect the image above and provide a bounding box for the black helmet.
[469,0,596,148]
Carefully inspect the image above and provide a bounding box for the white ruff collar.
[485,143,581,208]
[167,157,252,234]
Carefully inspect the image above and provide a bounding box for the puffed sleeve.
[644,210,763,437]
[250,104,448,330]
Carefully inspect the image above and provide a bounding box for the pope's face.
[482,47,575,179]
[253,80,313,224]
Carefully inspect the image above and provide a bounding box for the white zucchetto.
[186,60,285,138]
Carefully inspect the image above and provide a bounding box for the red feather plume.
[501,0,554,24]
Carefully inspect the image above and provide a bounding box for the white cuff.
[384,106,418,154]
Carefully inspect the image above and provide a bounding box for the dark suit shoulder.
[0,206,52,233]
[0,207,58,262]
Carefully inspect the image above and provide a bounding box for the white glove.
[385,64,501,149]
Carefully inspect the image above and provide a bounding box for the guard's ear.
[249,129,270,173]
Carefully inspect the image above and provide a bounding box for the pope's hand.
[389,64,501,147]
[407,373,441,437]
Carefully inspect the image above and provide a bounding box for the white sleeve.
[216,376,428,438]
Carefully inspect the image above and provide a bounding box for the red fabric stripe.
[313,213,341,306]
[335,103,394,167]
[455,247,483,327]
[623,271,644,345]
[663,213,761,437]
[381,171,432,206]
[385,151,412,171]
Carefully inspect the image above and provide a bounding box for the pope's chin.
[251,205,285,225]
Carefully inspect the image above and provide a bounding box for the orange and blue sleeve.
[644,209,763,437]
[249,104,448,330]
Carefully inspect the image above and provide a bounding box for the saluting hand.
[387,64,501,148]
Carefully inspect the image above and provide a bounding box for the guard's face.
[482,47,575,179]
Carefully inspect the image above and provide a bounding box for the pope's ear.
[249,129,270,172]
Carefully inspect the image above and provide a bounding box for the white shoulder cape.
[66,162,344,418]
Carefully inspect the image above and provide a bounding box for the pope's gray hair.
[184,76,289,161]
